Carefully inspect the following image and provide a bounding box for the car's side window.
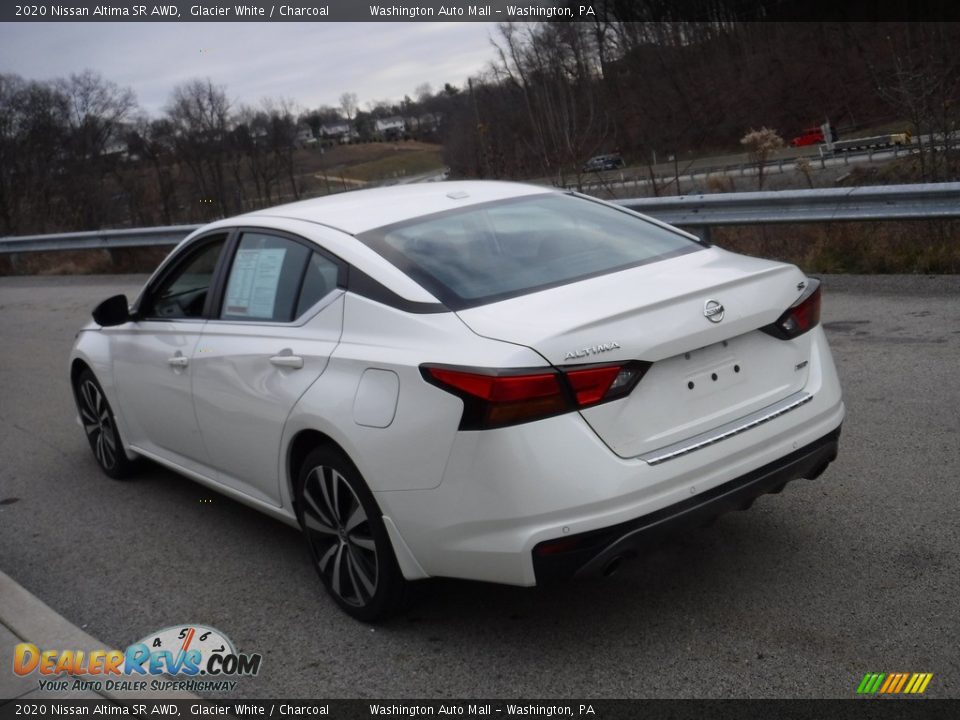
[219,232,327,323]
[295,251,341,318]
[143,237,227,319]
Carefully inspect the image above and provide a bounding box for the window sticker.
[224,248,286,319]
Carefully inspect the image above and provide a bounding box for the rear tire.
[73,368,137,480]
[295,446,410,622]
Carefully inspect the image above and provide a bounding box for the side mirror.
[92,294,132,327]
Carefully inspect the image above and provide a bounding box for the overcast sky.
[0,22,499,115]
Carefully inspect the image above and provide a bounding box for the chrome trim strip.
[639,392,813,466]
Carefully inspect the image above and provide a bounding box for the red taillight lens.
[534,536,585,555]
[422,361,650,430]
[763,280,822,340]
[422,367,567,429]
[426,368,560,403]
[424,367,568,429]
[566,365,623,405]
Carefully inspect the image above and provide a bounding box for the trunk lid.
[455,247,813,457]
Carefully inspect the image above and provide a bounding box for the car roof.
[240,180,555,236]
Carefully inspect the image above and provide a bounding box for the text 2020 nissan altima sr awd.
[69,181,844,620]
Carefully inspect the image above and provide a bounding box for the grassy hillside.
[296,141,445,194]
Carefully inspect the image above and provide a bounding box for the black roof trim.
[347,267,448,314]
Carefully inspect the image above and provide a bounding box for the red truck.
[790,127,825,147]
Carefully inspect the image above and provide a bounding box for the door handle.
[167,354,189,368]
[270,354,304,370]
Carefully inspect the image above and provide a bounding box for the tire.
[295,446,410,622]
[73,368,137,480]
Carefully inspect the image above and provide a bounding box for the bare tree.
[57,70,138,228]
[231,105,274,207]
[166,79,232,217]
[58,70,136,159]
[850,23,960,181]
[740,127,784,189]
[414,83,433,103]
[339,92,358,124]
[490,23,610,186]
[264,98,301,201]
[127,116,179,224]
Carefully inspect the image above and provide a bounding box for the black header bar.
[3,0,960,22]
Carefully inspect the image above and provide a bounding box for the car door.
[191,229,345,505]
[111,233,229,476]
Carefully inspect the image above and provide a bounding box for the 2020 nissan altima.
[70,181,844,620]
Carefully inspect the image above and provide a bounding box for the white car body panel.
[279,292,548,495]
[455,246,813,457]
[251,180,551,235]
[110,319,211,473]
[69,180,845,596]
[375,325,843,586]
[190,292,345,505]
[455,247,801,365]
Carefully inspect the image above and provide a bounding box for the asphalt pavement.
[0,273,958,699]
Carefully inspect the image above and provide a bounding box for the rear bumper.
[532,426,841,584]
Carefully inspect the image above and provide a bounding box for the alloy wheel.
[79,378,118,470]
[301,464,379,607]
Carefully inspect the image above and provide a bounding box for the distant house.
[296,125,318,147]
[417,112,442,132]
[320,122,356,144]
[102,122,133,159]
[374,116,406,139]
[103,137,129,159]
[401,113,441,138]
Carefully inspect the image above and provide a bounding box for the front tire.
[296,447,410,622]
[73,368,136,480]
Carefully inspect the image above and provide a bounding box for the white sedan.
[69,181,844,621]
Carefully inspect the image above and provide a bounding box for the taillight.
[421,361,649,430]
[424,367,567,429]
[762,279,821,340]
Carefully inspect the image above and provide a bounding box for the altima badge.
[704,299,725,323]
[564,341,621,361]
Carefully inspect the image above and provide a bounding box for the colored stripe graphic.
[893,673,909,693]
[857,672,932,694]
[879,674,897,693]
[904,674,920,693]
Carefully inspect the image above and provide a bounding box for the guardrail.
[1,182,959,255]
[0,224,201,255]
[568,142,922,193]
[618,181,960,224]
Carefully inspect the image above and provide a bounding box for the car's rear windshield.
[356,193,702,310]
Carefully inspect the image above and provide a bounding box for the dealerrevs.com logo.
[13,624,261,694]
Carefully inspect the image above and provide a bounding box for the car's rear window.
[356,193,702,310]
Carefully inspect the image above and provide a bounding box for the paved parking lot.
[0,273,957,698]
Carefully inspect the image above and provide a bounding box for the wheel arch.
[70,359,140,473]
[286,428,345,513]
[285,427,429,582]
[70,357,92,387]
